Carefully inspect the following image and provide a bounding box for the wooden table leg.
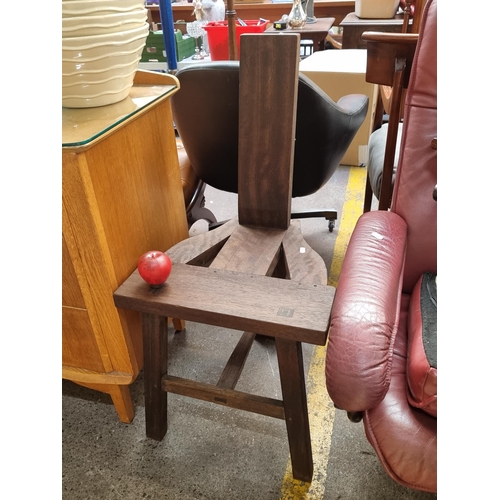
[143,313,169,440]
[108,384,135,423]
[168,317,185,333]
[81,382,135,424]
[318,36,326,51]
[275,337,313,483]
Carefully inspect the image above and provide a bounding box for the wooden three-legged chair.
[114,33,336,483]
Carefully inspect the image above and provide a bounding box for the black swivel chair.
[171,62,369,231]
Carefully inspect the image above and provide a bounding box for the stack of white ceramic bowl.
[62,0,149,108]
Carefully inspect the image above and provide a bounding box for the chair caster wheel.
[347,411,363,423]
[328,220,335,232]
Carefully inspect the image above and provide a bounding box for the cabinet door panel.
[62,236,86,308]
[62,308,106,372]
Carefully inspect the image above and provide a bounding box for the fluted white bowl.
[62,0,146,18]
[62,8,148,37]
[62,22,149,108]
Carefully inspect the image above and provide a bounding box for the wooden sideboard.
[147,0,354,25]
[340,11,408,49]
[62,70,189,423]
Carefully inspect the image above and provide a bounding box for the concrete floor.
[62,166,437,499]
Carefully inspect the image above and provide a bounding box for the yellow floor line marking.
[279,166,367,499]
[328,166,367,288]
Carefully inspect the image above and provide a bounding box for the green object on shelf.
[141,30,166,62]
[175,29,197,62]
[141,30,200,63]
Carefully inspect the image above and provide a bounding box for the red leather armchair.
[325,0,437,493]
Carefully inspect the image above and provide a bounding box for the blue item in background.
[158,0,178,71]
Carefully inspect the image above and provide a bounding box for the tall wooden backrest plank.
[237,33,301,229]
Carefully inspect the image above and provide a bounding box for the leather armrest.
[325,211,408,412]
[336,94,370,116]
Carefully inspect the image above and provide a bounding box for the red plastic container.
[204,20,270,60]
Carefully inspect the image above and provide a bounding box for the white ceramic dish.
[62,8,147,37]
[62,0,146,18]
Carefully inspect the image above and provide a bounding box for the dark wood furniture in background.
[340,0,424,49]
[340,11,408,49]
[362,31,418,211]
[361,0,426,211]
[147,0,353,25]
[266,17,335,51]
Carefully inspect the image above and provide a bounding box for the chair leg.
[186,180,218,228]
[188,204,218,228]
[291,210,337,232]
[143,313,169,441]
[275,337,314,483]
[167,317,185,333]
[378,60,406,211]
[208,220,229,231]
[363,173,374,213]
